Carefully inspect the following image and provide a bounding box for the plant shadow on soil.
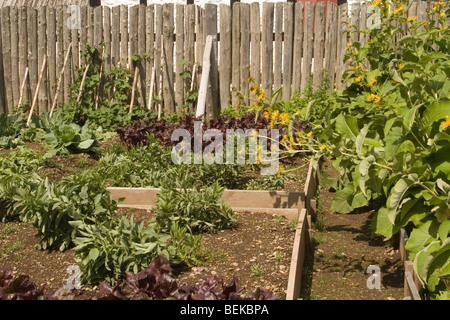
[298,159,404,300]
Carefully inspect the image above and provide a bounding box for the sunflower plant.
[316,0,450,299]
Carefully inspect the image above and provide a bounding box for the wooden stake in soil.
[17,67,29,111]
[49,42,72,118]
[76,64,90,104]
[147,66,155,111]
[129,64,139,114]
[27,54,47,126]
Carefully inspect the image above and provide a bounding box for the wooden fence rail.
[0,1,439,116]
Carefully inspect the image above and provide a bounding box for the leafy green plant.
[154,178,236,234]
[0,113,26,149]
[73,217,204,285]
[43,122,98,157]
[312,0,450,299]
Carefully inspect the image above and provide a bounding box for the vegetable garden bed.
[0,133,316,300]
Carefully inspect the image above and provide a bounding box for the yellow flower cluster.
[393,5,405,15]
[369,77,377,86]
[442,116,450,130]
[368,94,381,103]
[355,75,363,83]
[407,16,417,22]
[371,0,380,6]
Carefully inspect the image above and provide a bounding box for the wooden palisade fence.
[0,1,437,117]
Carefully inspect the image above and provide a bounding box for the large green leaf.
[359,155,376,197]
[387,174,418,224]
[335,114,359,140]
[422,101,450,130]
[405,219,440,258]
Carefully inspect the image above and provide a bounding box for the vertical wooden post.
[10,7,20,109]
[1,7,13,113]
[292,2,304,95]
[27,54,47,125]
[175,4,185,111]
[231,2,240,107]
[273,2,283,94]
[250,2,260,86]
[239,3,250,107]
[335,3,348,90]
[47,6,56,109]
[219,3,231,110]
[184,4,195,99]
[313,1,325,91]
[261,2,274,98]
[205,3,219,118]
[0,8,7,114]
[145,4,155,109]
[38,6,48,112]
[120,5,128,67]
[103,6,111,74]
[28,8,39,110]
[162,3,175,113]
[111,6,120,68]
[63,5,72,106]
[154,4,162,113]
[282,2,294,101]
[301,2,314,92]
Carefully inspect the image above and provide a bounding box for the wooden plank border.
[286,208,310,300]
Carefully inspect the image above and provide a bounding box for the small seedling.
[251,263,265,277]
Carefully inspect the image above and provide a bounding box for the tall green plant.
[317,0,449,299]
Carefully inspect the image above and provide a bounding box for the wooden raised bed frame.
[106,161,318,300]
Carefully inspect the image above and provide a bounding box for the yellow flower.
[353,51,359,56]
[371,0,380,6]
[442,116,450,130]
[257,89,265,102]
[334,82,337,87]
[307,131,313,138]
[440,12,446,17]
[271,109,279,120]
[393,5,405,14]
[441,26,448,31]
[435,1,443,6]
[279,112,290,124]
[355,75,363,82]
[407,16,417,22]
[263,111,270,118]
[355,64,362,72]
[369,77,377,86]
[433,6,438,11]
[296,137,303,144]
[399,63,404,69]
[248,76,254,83]
[298,130,304,136]
[373,95,381,103]
[251,84,258,95]
[346,42,353,50]
[295,109,301,115]
[368,94,381,103]
[277,165,283,178]
[319,145,326,151]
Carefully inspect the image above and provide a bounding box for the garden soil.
[0,147,405,300]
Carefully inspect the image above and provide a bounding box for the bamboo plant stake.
[129,63,139,114]
[76,64,90,103]
[147,65,155,111]
[49,42,72,118]
[17,67,29,111]
[27,55,47,126]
